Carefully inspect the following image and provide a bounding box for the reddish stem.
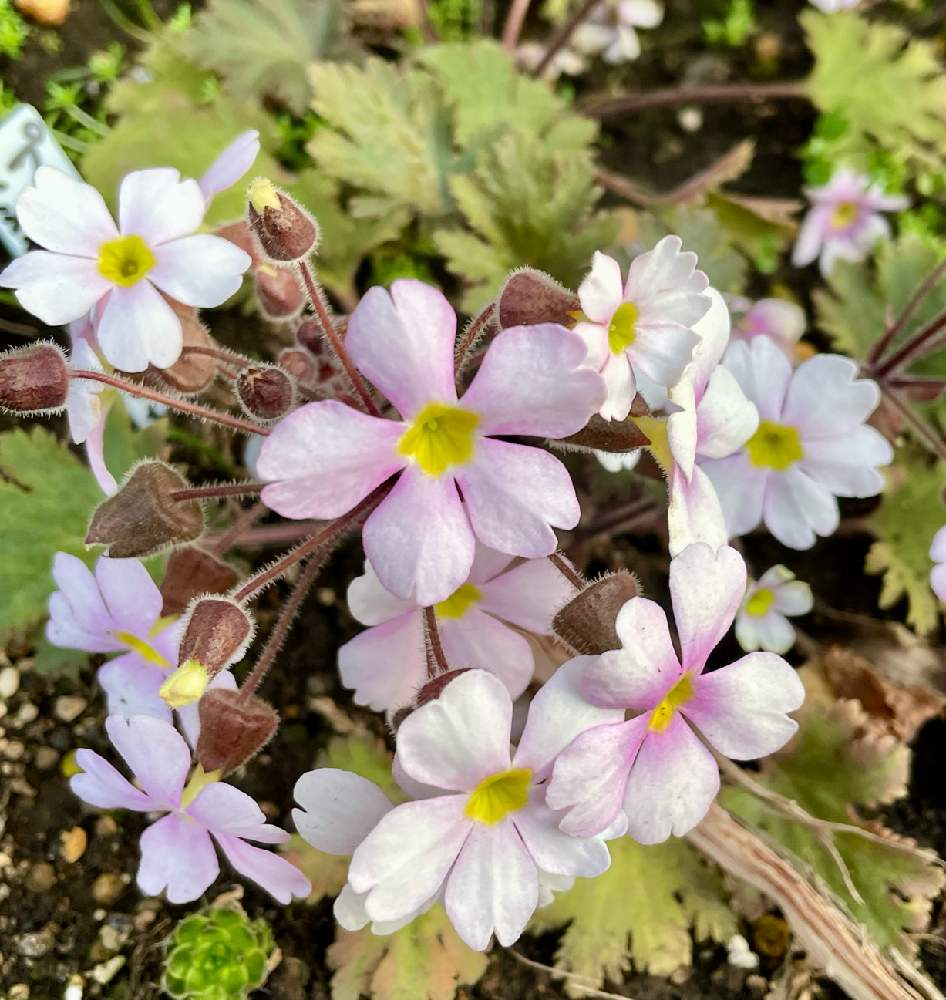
[548,552,584,590]
[170,482,264,502]
[867,256,946,367]
[423,607,450,677]
[455,302,497,380]
[532,0,601,78]
[872,308,946,380]
[581,80,808,118]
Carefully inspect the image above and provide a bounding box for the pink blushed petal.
[213,832,310,903]
[105,714,190,810]
[0,252,110,325]
[599,351,637,422]
[667,375,698,479]
[669,543,746,672]
[84,415,118,496]
[457,439,578,557]
[467,543,516,586]
[96,283,183,372]
[667,463,728,558]
[622,716,719,844]
[345,281,458,419]
[187,782,288,843]
[95,556,163,637]
[137,814,219,903]
[687,287,732,397]
[293,769,392,855]
[395,670,512,790]
[684,652,804,759]
[15,166,117,254]
[782,354,880,440]
[514,657,624,778]
[350,796,471,919]
[338,613,426,712]
[763,467,839,550]
[70,749,154,811]
[48,552,116,651]
[628,324,700,394]
[932,563,946,602]
[150,235,250,307]
[547,716,649,837]
[700,452,768,539]
[696,366,759,460]
[199,131,260,203]
[347,561,416,626]
[364,466,474,605]
[439,610,533,701]
[98,655,169,721]
[583,599,680,709]
[723,337,793,423]
[799,427,891,497]
[118,169,205,245]
[931,526,946,564]
[578,251,624,324]
[258,401,405,520]
[460,325,605,439]
[478,556,577,634]
[736,609,795,655]
[514,796,610,878]
[445,821,538,950]
[177,668,235,749]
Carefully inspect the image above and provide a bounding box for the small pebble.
[91,956,125,985]
[746,974,768,994]
[94,815,118,837]
[17,927,54,958]
[26,862,56,892]
[727,933,759,970]
[55,696,87,723]
[2,739,25,761]
[60,826,87,863]
[0,665,19,700]
[64,975,84,1000]
[9,985,29,1000]
[92,873,124,906]
[14,703,38,725]
[0,851,11,869]
[34,747,59,770]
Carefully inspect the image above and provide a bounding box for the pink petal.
[669,543,746,672]
[700,451,768,539]
[345,281,458,419]
[150,235,250,306]
[467,544,516,586]
[696,366,759,459]
[347,561,417,625]
[98,655,169,721]
[338,613,426,712]
[622,716,719,843]
[84,414,118,496]
[582,600,680,709]
[95,556,163,638]
[293,768,392,855]
[460,325,605,438]
[514,796,610,877]
[932,563,946,602]
[762,467,839,550]
[213,832,311,903]
[118,168,205,245]
[187,782,288,843]
[478,555,577,634]
[457,439,578,557]
[687,287,732,397]
[47,552,116,652]
[96,283,183,372]
[792,206,829,267]
[177,667,235,748]
[667,375,698,478]
[577,251,624,324]
[16,166,117,254]
[723,336,793,423]
[350,796,471,920]
[258,401,405,519]
[546,716,649,837]
[0,251,110,325]
[439,610,533,700]
[599,351,637,421]
[782,354,880,440]
[930,526,946,564]
[70,748,154,811]
[514,657,624,778]
[628,324,700,393]
[137,814,219,903]
[684,653,803,759]
[667,463,728,558]
[105,714,190,810]
[799,427,890,497]
[199,131,260,203]
[735,609,795,655]
[445,820,537,949]
[395,670,512,790]
[363,466,474,605]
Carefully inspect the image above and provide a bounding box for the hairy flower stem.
[213,520,324,549]
[423,607,451,678]
[180,344,248,370]
[71,370,269,437]
[170,482,265,502]
[548,552,585,590]
[297,261,381,417]
[230,483,391,604]
[455,302,497,382]
[867,257,946,367]
[532,0,601,78]
[581,80,809,118]
[206,502,268,556]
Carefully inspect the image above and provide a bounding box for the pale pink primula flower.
[66,336,115,494]
[792,168,907,277]
[929,527,946,602]
[295,667,624,950]
[729,296,805,358]
[572,0,663,64]
[735,565,812,655]
[574,237,709,420]
[547,543,804,844]
[258,279,606,606]
[699,336,892,550]
[339,546,577,712]
[72,714,310,904]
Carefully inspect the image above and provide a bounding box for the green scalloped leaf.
[529,837,736,993]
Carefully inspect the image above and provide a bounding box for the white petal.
[16,166,116,254]
[118,168,205,245]
[293,768,392,855]
[0,252,110,325]
[150,235,250,306]
[96,283,183,372]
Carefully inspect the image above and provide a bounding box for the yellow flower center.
[464,768,532,825]
[159,659,210,709]
[113,629,172,669]
[434,582,481,620]
[830,201,859,229]
[608,301,639,355]
[745,420,804,471]
[649,673,695,733]
[397,402,480,477]
[180,764,223,810]
[97,235,156,287]
[746,587,775,617]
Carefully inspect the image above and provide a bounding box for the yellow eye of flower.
[608,301,639,355]
[180,764,223,809]
[97,235,156,287]
[159,659,209,709]
[465,768,532,825]
[746,587,775,617]
[649,673,695,733]
[397,402,480,477]
[745,420,804,471]
[830,201,859,229]
[434,583,482,620]
[113,629,171,669]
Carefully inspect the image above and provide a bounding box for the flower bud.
[0,343,69,415]
[86,461,205,557]
[247,178,318,263]
[553,571,640,655]
[149,310,218,395]
[254,263,305,321]
[179,597,254,678]
[558,413,650,453]
[159,659,210,708]
[278,348,317,388]
[294,318,323,355]
[160,547,240,617]
[196,689,279,774]
[497,268,580,330]
[236,364,296,422]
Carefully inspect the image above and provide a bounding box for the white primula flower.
[735,565,813,655]
[572,0,663,64]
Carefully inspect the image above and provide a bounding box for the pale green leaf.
[529,837,736,993]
